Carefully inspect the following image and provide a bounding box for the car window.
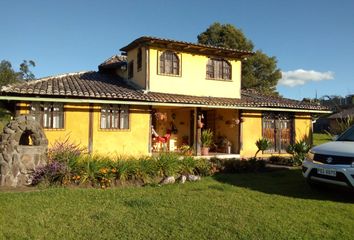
[337,125,354,141]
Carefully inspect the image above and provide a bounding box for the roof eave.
[120,36,254,59]
[0,95,332,114]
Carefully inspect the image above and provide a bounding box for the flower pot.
[201,147,209,156]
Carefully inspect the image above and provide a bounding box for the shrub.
[136,157,158,184]
[155,153,180,177]
[211,158,266,173]
[30,161,68,186]
[286,140,311,166]
[179,156,197,175]
[268,156,294,166]
[195,158,213,176]
[113,158,139,183]
[48,137,86,164]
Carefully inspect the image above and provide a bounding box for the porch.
[150,106,241,157]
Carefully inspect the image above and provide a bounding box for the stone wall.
[0,115,48,187]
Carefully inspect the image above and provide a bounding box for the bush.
[268,156,294,166]
[286,140,311,166]
[29,139,270,188]
[30,161,68,186]
[48,137,86,164]
[210,158,266,173]
[154,153,180,177]
[195,158,213,176]
[136,157,158,184]
[179,156,197,175]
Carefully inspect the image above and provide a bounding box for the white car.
[302,125,354,188]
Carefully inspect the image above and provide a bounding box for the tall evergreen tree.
[198,23,281,95]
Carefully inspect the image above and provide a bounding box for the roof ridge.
[99,55,127,66]
[121,36,254,55]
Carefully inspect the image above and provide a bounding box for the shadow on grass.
[213,168,354,203]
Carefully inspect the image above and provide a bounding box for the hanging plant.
[154,112,167,121]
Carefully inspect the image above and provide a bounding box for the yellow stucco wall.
[17,102,150,156]
[92,105,150,155]
[146,47,241,98]
[126,47,146,89]
[294,113,312,143]
[214,109,239,153]
[125,46,242,98]
[240,111,313,158]
[240,111,263,157]
[45,104,90,149]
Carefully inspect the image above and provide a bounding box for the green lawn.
[313,133,332,146]
[1,170,354,240]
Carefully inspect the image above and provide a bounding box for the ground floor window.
[262,112,293,153]
[30,102,64,129]
[100,105,129,129]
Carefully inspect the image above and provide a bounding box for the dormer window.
[159,51,180,76]
[206,59,231,80]
[137,48,142,71]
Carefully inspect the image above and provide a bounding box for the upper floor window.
[159,51,180,75]
[128,61,134,79]
[206,59,231,80]
[137,48,142,71]
[100,105,129,129]
[30,102,64,129]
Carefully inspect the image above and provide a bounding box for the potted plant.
[201,129,213,155]
[216,136,232,154]
[225,140,232,154]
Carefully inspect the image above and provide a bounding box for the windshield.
[337,125,354,141]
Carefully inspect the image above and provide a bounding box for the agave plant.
[255,138,271,158]
[286,140,311,166]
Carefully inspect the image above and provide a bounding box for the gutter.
[0,96,332,114]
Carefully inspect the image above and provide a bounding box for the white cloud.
[279,69,334,87]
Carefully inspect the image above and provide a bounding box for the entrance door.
[263,113,293,153]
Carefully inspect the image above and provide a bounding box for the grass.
[313,133,332,146]
[1,169,354,240]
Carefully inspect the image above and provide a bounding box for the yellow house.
[0,36,330,158]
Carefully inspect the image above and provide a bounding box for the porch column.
[194,107,201,155]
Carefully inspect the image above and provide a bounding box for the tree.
[198,23,281,95]
[0,60,36,87]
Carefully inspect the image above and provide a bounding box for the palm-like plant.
[201,129,214,148]
[286,140,311,165]
[255,138,271,158]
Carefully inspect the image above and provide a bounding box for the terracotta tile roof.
[0,71,329,111]
[120,36,254,59]
[98,55,127,69]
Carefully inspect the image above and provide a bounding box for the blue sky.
[1,0,353,100]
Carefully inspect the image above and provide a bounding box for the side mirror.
[332,135,338,141]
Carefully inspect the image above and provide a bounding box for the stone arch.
[0,115,48,187]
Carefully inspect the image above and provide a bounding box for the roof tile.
[0,71,328,111]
